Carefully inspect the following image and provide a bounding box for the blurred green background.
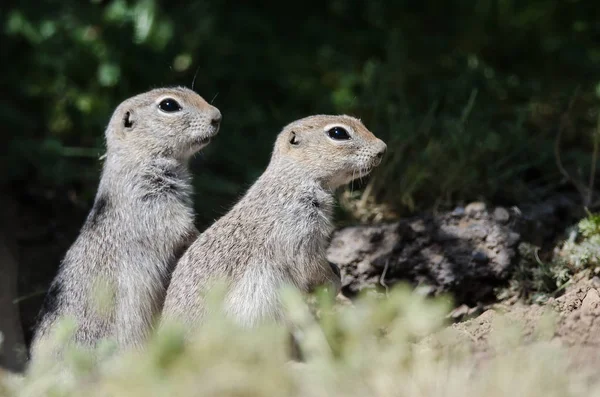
[2,1,600,339]
[3,0,600,225]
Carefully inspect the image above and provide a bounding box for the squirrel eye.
[327,127,351,140]
[158,98,182,113]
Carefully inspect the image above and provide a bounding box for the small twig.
[552,277,573,297]
[13,289,47,304]
[554,86,589,201]
[418,100,440,135]
[460,88,478,125]
[380,260,390,296]
[533,247,544,267]
[587,111,600,207]
[191,65,201,91]
[60,146,103,158]
[350,96,357,108]
[359,178,374,207]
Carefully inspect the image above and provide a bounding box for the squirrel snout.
[209,108,222,128]
[375,140,387,159]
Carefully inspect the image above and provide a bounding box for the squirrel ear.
[123,110,134,129]
[289,130,299,146]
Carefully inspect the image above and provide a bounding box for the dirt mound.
[418,275,600,377]
[328,195,600,368]
[552,275,600,346]
[327,202,521,304]
[328,196,580,305]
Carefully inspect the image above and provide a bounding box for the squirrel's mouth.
[193,136,212,149]
[354,166,375,179]
[343,167,371,184]
[192,124,219,150]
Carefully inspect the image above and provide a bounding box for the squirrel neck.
[264,156,332,190]
[240,156,335,217]
[96,150,192,206]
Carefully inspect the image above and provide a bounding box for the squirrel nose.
[210,109,222,127]
[376,141,387,159]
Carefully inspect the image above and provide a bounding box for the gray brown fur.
[162,115,386,331]
[30,87,221,355]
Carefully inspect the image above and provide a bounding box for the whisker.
[210,92,220,104]
[191,66,201,91]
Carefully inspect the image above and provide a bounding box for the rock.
[409,219,427,234]
[452,207,466,216]
[335,293,353,307]
[328,193,580,306]
[465,202,487,216]
[513,194,581,247]
[556,279,600,346]
[449,304,470,319]
[327,205,519,304]
[581,289,600,316]
[494,250,512,268]
[472,250,489,264]
[448,304,484,321]
[414,284,436,296]
[493,207,510,223]
[506,232,520,247]
[356,261,372,274]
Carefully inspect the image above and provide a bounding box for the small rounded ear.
[123,110,134,129]
[289,130,299,146]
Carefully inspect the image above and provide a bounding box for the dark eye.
[158,98,182,113]
[327,127,351,140]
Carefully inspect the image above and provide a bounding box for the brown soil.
[328,196,600,376]
[434,274,600,379]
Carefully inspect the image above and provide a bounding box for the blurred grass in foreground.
[2,284,598,397]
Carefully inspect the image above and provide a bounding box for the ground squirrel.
[162,115,386,331]
[30,87,221,356]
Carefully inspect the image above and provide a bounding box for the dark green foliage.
[506,242,571,304]
[503,212,600,303]
[2,0,599,227]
